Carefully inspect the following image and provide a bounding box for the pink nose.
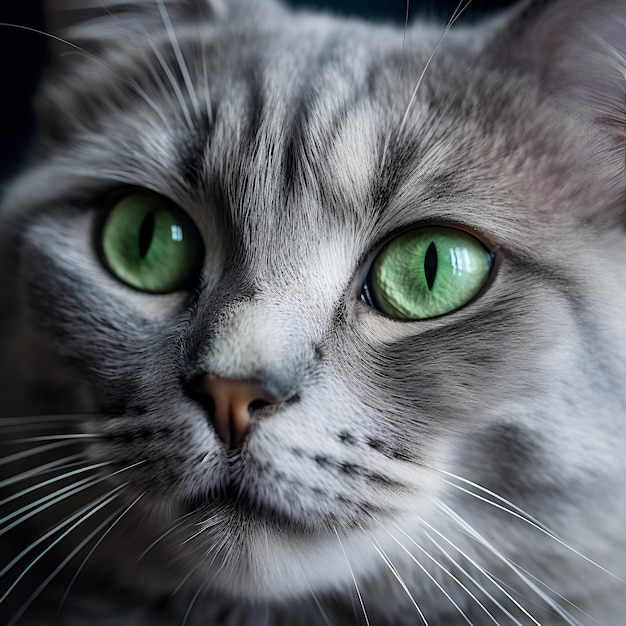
[195,375,278,448]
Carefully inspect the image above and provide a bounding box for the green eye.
[101,193,204,293]
[365,227,492,320]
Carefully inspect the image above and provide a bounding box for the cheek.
[89,395,228,502]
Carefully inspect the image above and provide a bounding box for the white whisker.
[380,0,472,171]
[135,512,194,564]
[0,455,84,490]
[0,415,93,428]
[182,512,224,545]
[374,519,477,625]
[173,517,233,596]
[437,468,625,584]
[436,469,553,533]
[11,434,97,444]
[333,526,370,626]
[0,461,109,508]
[55,491,147,619]
[360,526,429,625]
[200,36,213,126]
[380,0,411,173]
[440,502,586,626]
[5,492,128,626]
[309,585,334,626]
[0,475,105,536]
[0,23,173,133]
[133,80,172,126]
[0,483,127,607]
[416,526,510,626]
[0,487,119,581]
[496,562,598,624]
[1,442,90,466]
[414,511,538,626]
[0,460,143,536]
[155,0,200,118]
[148,40,194,129]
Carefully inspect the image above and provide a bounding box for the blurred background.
[0,0,516,183]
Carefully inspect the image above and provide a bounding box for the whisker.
[393,0,411,113]
[55,491,147,620]
[171,523,236,608]
[148,39,194,130]
[5,491,128,626]
[494,563,598,624]
[398,0,472,130]
[405,526,505,626]
[414,511,540,626]
[371,519,475,625]
[380,0,411,173]
[359,526,429,625]
[0,415,96,428]
[440,502,586,626]
[181,582,205,626]
[182,510,227,545]
[0,475,106,536]
[200,35,213,126]
[380,0,473,171]
[422,527,526,626]
[0,461,109,508]
[135,512,194,564]
[489,573,599,626]
[10,434,97,444]
[288,534,335,626]
[439,475,552,533]
[0,23,92,56]
[333,526,370,626]
[0,460,144,536]
[0,487,120,581]
[0,441,91,466]
[0,19,187,136]
[0,455,84,490]
[0,483,127,608]
[155,0,200,119]
[436,469,625,584]
[173,515,233,595]
[308,585,334,626]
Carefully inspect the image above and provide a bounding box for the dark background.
[0,0,516,183]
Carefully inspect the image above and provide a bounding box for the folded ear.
[488,0,625,139]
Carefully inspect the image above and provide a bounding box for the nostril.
[200,394,216,417]
[248,398,271,413]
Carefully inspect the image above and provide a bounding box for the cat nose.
[191,375,279,448]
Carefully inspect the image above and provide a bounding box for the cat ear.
[489,0,625,137]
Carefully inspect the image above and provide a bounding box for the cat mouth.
[179,480,318,533]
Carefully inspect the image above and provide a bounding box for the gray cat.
[1,0,625,624]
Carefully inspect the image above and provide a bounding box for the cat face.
[1,0,625,622]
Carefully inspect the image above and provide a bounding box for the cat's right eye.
[100,192,204,293]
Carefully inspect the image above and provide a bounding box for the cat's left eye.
[100,192,204,293]
[362,226,493,320]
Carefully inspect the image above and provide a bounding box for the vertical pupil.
[424,241,438,291]
[138,211,156,259]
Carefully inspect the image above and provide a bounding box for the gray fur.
[1,0,625,624]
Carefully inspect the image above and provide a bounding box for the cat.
[1,0,625,624]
